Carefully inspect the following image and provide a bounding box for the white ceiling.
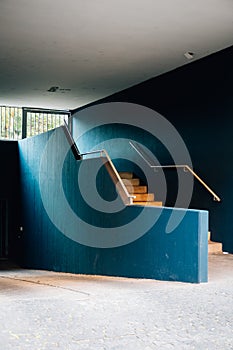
[0,0,232,111]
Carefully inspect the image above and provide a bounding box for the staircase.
[119,172,163,207]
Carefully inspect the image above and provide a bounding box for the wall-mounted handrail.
[61,121,134,205]
[129,141,221,202]
[81,149,135,205]
[62,120,82,160]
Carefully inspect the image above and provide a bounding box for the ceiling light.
[184,52,194,59]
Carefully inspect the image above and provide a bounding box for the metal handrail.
[129,141,221,202]
[62,120,134,205]
[62,120,82,160]
[81,149,135,205]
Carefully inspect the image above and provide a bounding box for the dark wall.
[0,141,21,261]
[72,46,233,253]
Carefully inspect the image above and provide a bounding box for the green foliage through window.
[0,106,22,140]
[26,112,68,138]
[0,106,69,140]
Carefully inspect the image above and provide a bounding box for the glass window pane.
[0,106,23,140]
[0,106,69,139]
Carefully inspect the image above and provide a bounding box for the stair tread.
[119,172,133,179]
[122,178,140,186]
[208,241,222,255]
[132,201,163,206]
[133,193,155,202]
[125,185,147,194]
[119,170,160,205]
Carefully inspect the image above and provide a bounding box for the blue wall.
[72,46,233,253]
[18,127,208,283]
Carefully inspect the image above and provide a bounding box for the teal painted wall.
[72,46,233,253]
[18,127,208,283]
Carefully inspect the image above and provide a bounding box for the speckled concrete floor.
[0,254,232,350]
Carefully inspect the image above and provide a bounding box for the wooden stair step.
[208,231,211,241]
[133,201,163,207]
[122,178,140,186]
[125,185,147,194]
[119,172,133,179]
[208,241,222,255]
[133,193,155,202]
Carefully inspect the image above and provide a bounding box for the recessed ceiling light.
[184,52,194,59]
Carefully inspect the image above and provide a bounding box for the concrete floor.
[0,254,232,350]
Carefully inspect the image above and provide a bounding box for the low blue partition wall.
[18,127,208,283]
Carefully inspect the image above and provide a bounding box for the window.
[25,110,69,138]
[0,106,22,140]
[0,106,69,140]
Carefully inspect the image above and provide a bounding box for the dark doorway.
[0,199,8,259]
